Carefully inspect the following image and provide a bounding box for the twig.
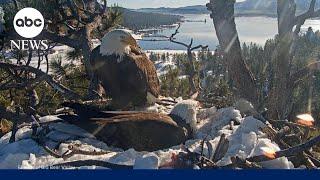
[0,62,82,100]
[305,152,320,167]
[61,144,112,160]
[294,0,320,34]
[36,140,111,160]
[230,156,262,169]
[212,134,229,163]
[32,125,112,160]
[9,106,21,143]
[179,145,216,168]
[247,135,320,163]
[269,119,317,130]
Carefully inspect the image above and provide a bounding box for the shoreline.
[135,13,279,38]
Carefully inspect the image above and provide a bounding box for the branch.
[41,31,81,49]
[99,0,107,15]
[212,134,229,162]
[12,0,19,11]
[191,45,209,51]
[0,105,30,125]
[2,28,81,50]
[169,24,208,51]
[230,156,262,169]
[290,61,320,86]
[294,0,320,34]
[247,135,320,163]
[0,62,82,100]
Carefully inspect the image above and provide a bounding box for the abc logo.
[13,8,44,39]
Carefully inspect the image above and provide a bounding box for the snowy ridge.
[0,103,293,169]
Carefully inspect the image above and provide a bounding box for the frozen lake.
[139,14,320,50]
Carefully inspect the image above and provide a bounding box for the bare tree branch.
[290,61,320,86]
[0,62,81,100]
[41,31,82,49]
[0,105,30,124]
[247,135,320,163]
[294,0,320,34]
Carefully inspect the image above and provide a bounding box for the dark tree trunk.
[207,0,258,105]
[267,0,297,119]
[207,0,319,119]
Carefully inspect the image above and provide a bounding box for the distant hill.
[135,0,320,17]
[0,3,182,31]
[137,5,208,14]
[119,8,182,30]
[235,0,320,16]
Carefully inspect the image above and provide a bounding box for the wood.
[267,0,320,119]
[0,62,81,100]
[168,24,208,94]
[3,0,108,98]
[207,0,258,105]
[212,134,229,162]
[247,135,320,163]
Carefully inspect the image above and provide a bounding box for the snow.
[250,139,293,169]
[48,122,95,139]
[154,60,177,76]
[0,102,295,169]
[146,50,188,55]
[195,107,242,139]
[170,100,199,132]
[133,153,159,169]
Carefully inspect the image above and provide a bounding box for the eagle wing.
[128,46,160,98]
[90,45,160,107]
[91,112,179,127]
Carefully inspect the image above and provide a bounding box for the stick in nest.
[247,135,320,163]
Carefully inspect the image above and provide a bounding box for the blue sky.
[108,0,246,9]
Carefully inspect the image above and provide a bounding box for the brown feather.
[90,46,160,109]
[91,112,179,127]
[127,53,160,98]
[59,102,191,151]
[59,112,188,151]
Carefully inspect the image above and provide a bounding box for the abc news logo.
[15,17,42,28]
[11,8,48,50]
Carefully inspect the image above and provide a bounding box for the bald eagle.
[91,30,160,109]
[59,100,199,151]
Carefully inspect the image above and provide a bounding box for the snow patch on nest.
[0,102,294,169]
[170,100,199,131]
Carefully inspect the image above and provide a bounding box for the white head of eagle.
[100,29,138,60]
[170,100,200,133]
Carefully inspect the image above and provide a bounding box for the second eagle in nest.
[59,100,199,152]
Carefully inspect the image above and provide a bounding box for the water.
[138,14,320,50]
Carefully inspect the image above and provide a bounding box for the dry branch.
[212,134,229,162]
[294,0,320,34]
[247,135,320,163]
[0,62,81,100]
[0,105,30,124]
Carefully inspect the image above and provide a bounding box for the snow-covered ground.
[4,39,187,77]
[146,50,188,54]
[154,60,177,76]
[0,101,294,169]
